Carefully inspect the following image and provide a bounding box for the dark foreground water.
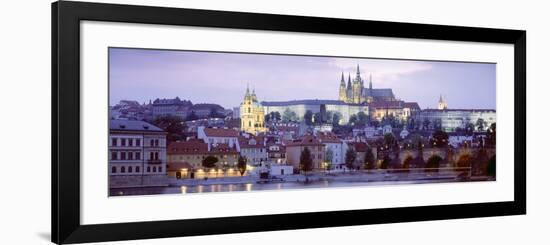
[109,178,482,197]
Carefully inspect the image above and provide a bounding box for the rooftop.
[110,119,163,132]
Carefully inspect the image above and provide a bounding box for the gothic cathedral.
[240,86,267,135]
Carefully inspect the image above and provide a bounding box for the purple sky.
[109,48,496,110]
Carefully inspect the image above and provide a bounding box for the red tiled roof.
[211,143,239,154]
[369,100,405,109]
[317,132,341,143]
[168,139,208,154]
[239,136,266,149]
[204,128,239,137]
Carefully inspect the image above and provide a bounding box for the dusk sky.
[109,48,496,110]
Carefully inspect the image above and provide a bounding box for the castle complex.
[338,65,395,103]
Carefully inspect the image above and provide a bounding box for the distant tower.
[240,85,267,135]
[437,94,448,110]
[352,64,365,104]
[338,72,347,102]
[366,74,374,103]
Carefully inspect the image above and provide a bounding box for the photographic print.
[108,48,497,197]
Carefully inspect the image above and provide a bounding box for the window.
[149,152,154,160]
[153,167,157,172]
[111,138,117,146]
[135,152,140,160]
[128,152,133,160]
[147,166,150,172]
[121,138,126,146]
[158,166,162,172]
[121,166,126,173]
[128,166,133,173]
[111,166,116,173]
[128,139,133,146]
[121,152,126,160]
[155,139,159,146]
[155,152,159,160]
[136,139,141,146]
[150,139,154,146]
[111,152,117,160]
[135,166,140,173]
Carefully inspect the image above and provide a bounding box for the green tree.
[364,147,376,170]
[299,147,314,174]
[304,110,314,126]
[426,155,443,173]
[345,147,357,171]
[202,155,218,169]
[237,155,247,176]
[154,115,186,143]
[356,111,369,126]
[282,108,297,122]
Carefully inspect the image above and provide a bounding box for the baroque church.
[240,86,267,135]
[338,65,395,104]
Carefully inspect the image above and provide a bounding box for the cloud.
[329,57,433,85]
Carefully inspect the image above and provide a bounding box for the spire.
[347,74,352,89]
[340,72,345,86]
[356,64,360,76]
[439,94,444,103]
[369,74,372,90]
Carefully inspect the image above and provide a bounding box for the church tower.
[366,74,374,103]
[346,74,353,103]
[437,94,448,110]
[240,85,267,135]
[338,72,347,102]
[352,64,364,104]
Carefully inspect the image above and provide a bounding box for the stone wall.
[110,174,169,188]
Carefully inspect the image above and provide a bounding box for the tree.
[202,155,218,169]
[282,108,297,122]
[356,111,369,126]
[268,111,282,122]
[433,118,442,131]
[313,112,323,125]
[476,118,486,131]
[364,147,376,170]
[304,110,314,126]
[345,147,357,171]
[431,130,449,148]
[237,155,247,176]
[154,115,186,143]
[349,114,358,125]
[332,112,341,126]
[486,123,496,146]
[465,122,475,133]
[299,147,314,175]
[383,133,396,148]
[487,155,496,177]
[426,155,443,173]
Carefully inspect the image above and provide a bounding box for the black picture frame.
[52,1,526,244]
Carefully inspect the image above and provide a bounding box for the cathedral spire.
[340,72,345,86]
[347,74,352,89]
[369,74,372,90]
[356,64,360,75]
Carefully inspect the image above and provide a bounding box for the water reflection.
[110,178,469,197]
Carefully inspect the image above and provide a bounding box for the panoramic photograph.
[108,47,497,196]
